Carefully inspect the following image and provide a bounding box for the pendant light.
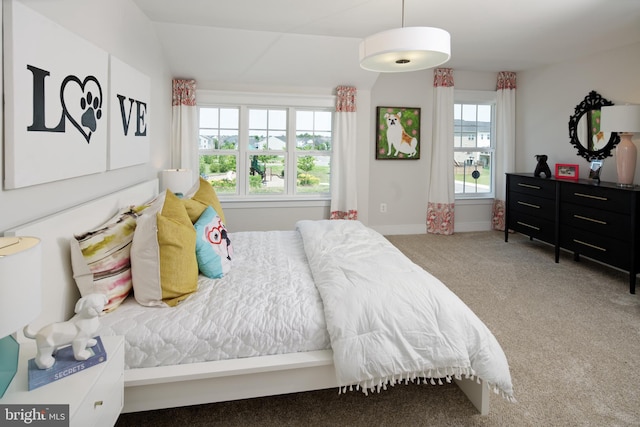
[359,0,451,72]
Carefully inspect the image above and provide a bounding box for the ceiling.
[132,0,640,90]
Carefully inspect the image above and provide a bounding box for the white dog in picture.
[385,111,418,157]
[23,293,108,369]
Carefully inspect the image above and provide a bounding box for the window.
[454,91,496,198]
[198,92,333,199]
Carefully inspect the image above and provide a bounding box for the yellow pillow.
[131,191,198,307]
[183,177,226,224]
[158,191,199,306]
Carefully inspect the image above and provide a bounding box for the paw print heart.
[60,75,103,143]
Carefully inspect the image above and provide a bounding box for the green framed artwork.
[376,106,420,159]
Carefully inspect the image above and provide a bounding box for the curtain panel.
[171,79,199,184]
[427,68,455,235]
[330,86,358,220]
[492,72,517,231]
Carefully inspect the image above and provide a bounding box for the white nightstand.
[0,335,124,427]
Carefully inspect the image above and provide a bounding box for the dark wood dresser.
[505,173,640,294]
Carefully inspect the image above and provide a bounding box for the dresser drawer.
[560,225,631,270]
[560,202,630,241]
[508,211,555,243]
[561,183,631,214]
[509,175,556,199]
[509,193,556,220]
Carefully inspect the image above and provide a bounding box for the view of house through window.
[198,104,332,198]
[454,94,495,197]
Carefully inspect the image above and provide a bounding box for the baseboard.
[454,221,492,233]
[373,221,492,236]
[372,224,426,235]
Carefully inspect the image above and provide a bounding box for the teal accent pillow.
[193,206,232,278]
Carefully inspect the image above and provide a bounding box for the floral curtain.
[330,86,358,220]
[171,79,199,184]
[427,68,455,235]
[492,72,517,231]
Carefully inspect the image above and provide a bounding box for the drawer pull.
[516,221,540,231]
[573,239,606,252]
[574,192,608,201]
[573,214,606,225]
[517,183,541,190]
[94,401,103,408]
[517,201,540,209]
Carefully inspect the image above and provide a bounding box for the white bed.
[5,179,513,415]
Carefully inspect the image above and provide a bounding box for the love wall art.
[3,0,150,189]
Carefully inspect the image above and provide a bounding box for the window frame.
[453,90,497,200]
[197,90,335,203]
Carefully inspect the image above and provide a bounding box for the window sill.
[219,197,330,209]
[454,197,495,206]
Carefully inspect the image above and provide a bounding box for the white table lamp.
[601,105,640,187]
[160,169,193,196]
[0,236,42,397]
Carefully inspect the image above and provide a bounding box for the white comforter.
[296,220,514,400]
[97,230,330,368]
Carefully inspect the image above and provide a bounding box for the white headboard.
[4,179,158,337]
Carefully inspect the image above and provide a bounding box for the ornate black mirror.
[569,90,620,161]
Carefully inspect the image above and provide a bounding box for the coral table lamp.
[0,236,41,397]
[601,105,640,187]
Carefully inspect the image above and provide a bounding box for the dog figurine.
[534,154,552,178]
[23,293,108,369]
[384,112,418,157]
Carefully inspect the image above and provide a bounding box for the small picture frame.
[589,160,603,182]
[555,163,579,180]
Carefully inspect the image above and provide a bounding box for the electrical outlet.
[380,203,387,213]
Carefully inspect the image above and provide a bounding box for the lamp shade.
[600,105,640,133]
[160,169,193,195]
[359,26,451,72]
[0,236,42,338]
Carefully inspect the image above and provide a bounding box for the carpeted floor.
[116,231,640,426]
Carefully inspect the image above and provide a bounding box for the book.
[27,336,107,391]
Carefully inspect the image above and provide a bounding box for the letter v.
[117,94,134,136]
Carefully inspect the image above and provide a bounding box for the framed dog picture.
[376,107,420,159]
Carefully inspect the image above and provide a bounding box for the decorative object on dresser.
[600,104,640,188]
[568,91,620,162]
[0,236,42,398]
[533,155,552,178]
[589,160,603,182]
[554,164,579,180]
[505,173,640,294]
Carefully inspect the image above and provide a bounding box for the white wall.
[517,42,640,182]
[0,0,171,233]
[367,68,498,235]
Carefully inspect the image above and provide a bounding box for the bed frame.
[5,179,490,415]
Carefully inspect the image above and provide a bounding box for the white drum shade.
[160,169,194,195]
[359,26,451,73]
